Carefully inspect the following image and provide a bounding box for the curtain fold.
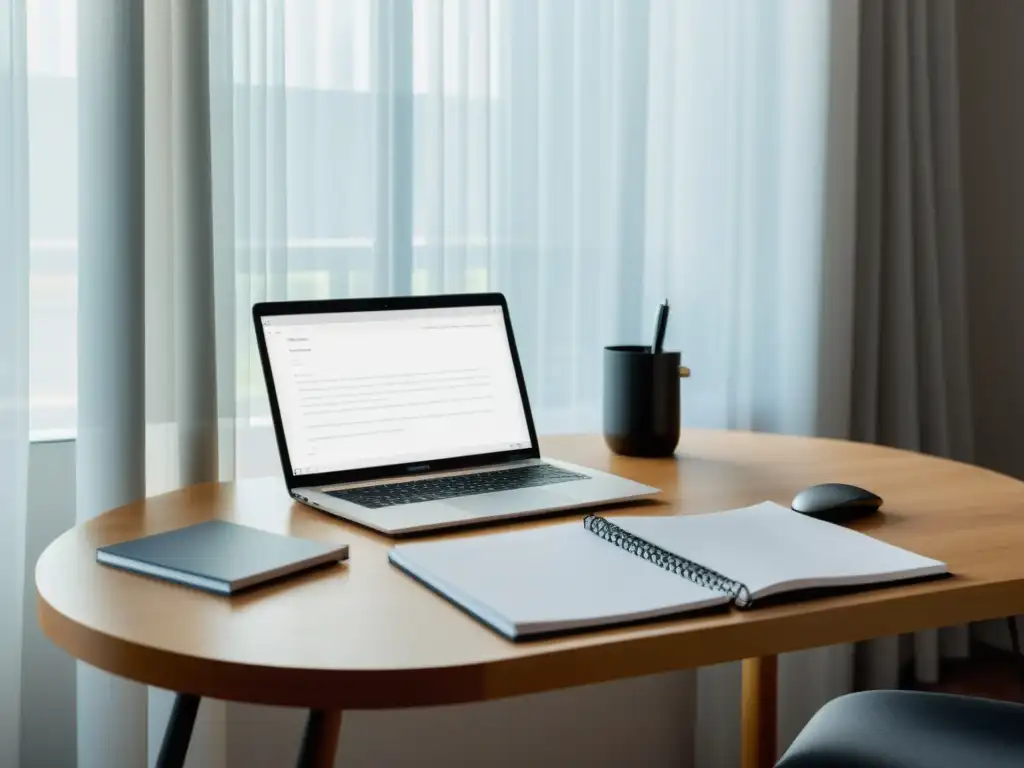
[852,0,974,688]
[853,3,971,457]
[145,0,221,493]
[169,0,218,487]
[76,0,229,765]
[75,1,148,766]
[144,2,230,765]
[0,1,29,765]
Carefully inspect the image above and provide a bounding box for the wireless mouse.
[791,483,883,524]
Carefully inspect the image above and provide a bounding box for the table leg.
[741,655,778,768]
[155,693,201,768]
[296,709,343,768]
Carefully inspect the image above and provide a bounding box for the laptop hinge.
[315,458,545,492]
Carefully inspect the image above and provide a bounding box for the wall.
[959,0,1024,481]
[20,441,77,768]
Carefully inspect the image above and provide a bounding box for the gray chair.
[776,690,1024,768]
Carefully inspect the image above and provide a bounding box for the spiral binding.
[583,515,754,609]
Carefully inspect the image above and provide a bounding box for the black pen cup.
[603,345,685,457]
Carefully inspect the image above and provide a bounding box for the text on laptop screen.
[261,306,533,476]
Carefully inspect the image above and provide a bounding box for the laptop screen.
[260,305,533,477]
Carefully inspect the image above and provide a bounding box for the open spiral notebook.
[388,501,948,640]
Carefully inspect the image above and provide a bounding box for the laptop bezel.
[252,293,541,491]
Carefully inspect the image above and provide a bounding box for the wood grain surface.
[36,430,1024,710]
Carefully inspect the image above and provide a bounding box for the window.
[27,0,77,437]
[27,0,502,436]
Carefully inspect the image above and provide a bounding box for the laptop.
[252,293,660,535]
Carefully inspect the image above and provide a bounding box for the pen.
[651,299,669,354]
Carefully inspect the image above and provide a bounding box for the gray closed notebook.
[96,520,349,595]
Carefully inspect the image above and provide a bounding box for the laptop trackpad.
[450,488,572,515]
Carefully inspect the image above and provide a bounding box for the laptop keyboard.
[326,463,589,509]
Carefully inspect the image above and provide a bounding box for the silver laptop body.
[253,293,659,535]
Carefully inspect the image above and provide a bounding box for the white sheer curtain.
[75,3,149,766]
[0,2,29,767]
[209,0,851,467]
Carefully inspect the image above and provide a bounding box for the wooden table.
[36,430,1024,768]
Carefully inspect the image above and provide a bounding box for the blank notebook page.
[389,523,730,638]
[608,502,947,601]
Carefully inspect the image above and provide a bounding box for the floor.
[911,643,1024,703]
